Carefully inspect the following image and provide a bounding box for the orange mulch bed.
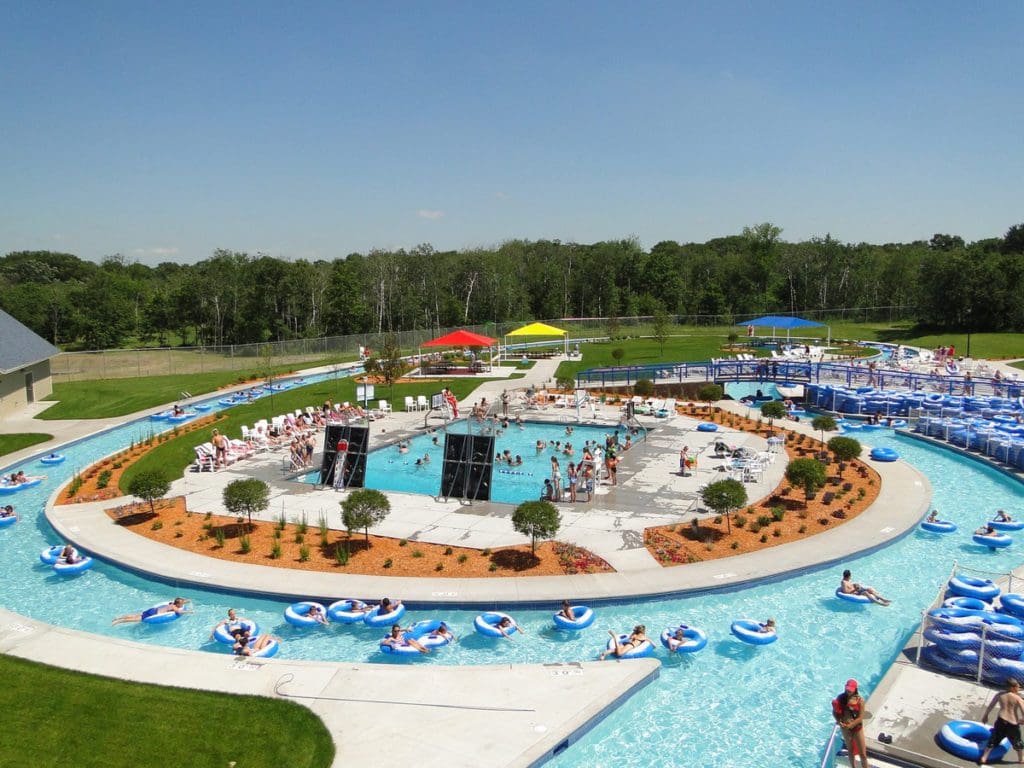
[57,414,224,504]
[642,405,881,565]
[105,496,614,578]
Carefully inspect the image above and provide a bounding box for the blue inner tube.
[602,634,655,659]
[0,515,17,528]
[363,603,407,628]
[660,624,707,653]
[928,608,1024,639]
[921,520,957,533]
[284,601,327,627]
[973,533,1013,549]
[730,619,777,645]
[239,636,279,658]
[869,446,900,462]
[474,611,518,638]
[140,602,183,625]
[214,618,260,644]
[53,557,93,575]
[949,575,1001,601]
[1001,594,1024,619]
[938,720,1008,762]
[552,605,595,631]
[696,423,718,432]
[379,619,452,655]
[328,599,369,624]
[39,454,65,465]
[39,545,64,565]
[943,596,991,611]
[921,644,979,676]
[835,587,873,605]
[989,519,1024,531]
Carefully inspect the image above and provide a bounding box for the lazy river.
[1,383,1021,766]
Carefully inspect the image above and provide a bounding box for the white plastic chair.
[378,399,392,416]
[417,395,429,411]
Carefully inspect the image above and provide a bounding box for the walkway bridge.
[575,359,1015,400]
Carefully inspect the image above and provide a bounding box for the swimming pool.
[303,419,638,504]
[1,395,1022,765]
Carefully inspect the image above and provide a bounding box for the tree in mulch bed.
[126,469,171,516]
[512,500,561,554]
[223,478,270,530]
[340,488,391,545]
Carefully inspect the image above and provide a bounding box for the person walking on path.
[832,679,870,768]
[980,678,1024,765]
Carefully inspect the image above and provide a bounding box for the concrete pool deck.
[42,378,932,606]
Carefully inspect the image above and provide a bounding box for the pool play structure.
[3,359,1024,767]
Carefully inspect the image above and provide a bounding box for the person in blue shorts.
[113,597,191,625]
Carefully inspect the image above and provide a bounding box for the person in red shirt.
[832,679,870,768]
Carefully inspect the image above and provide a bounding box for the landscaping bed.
[643,406,881,565]
[106,496,614,578]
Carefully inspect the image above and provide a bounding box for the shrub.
[858,488,866,498]
[481,548,492,556]
[772,528,782,537]
[270,541,283,559]
[759,533,768,543]
[457,553,468,564]
[294,532,304,544]
[214,528,226,548]
[734,515,747,529]
[828,435,862,463]
[818,517,830,526]
[771,506,785,522]
[320,531,330,548]
[435,562,444,571]
[512,500,562,553]
[444,546,453,556]
[239,534,251,554]
[334,546,349,566]
[713,516,722,525]
[731,541,740,550]
[488,563,498,572]
[341,488,391,544]
[798,524,807,534]
[276,514,287,531]
[382,558,393,569]
[756,514,772,527]
[317,513,329,537]
[205,511,212,520]
[749,522,761,534]
[634,378,655,398]
[174,531,183,538]
[399,539,408,547]
[411,549,424,558]
[202,522,213,531]
[273,528,281,540]
[296,513,308,534]
[299,544,310,562]
[127,469,171,514]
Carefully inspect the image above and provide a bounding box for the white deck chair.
[193,446,215,472]
[417,395,429,411]
[404,396,417,412]
[658,398,677,418]
[378,399,392,416]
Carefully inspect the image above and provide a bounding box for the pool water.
[306,420,637,504]
[1,390,1022,766]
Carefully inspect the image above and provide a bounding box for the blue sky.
[2,2,1022,264]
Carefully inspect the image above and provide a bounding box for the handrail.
[819,724,843,768]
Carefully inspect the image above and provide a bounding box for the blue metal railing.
[576,358,1014,399]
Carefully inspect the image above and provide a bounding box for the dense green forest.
[2,222,1023,350]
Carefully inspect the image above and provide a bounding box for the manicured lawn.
[39,359,346,420]
[119,377,493,493]
[554,332,738,381]
[0,432,53,458]
[0,655,334,768]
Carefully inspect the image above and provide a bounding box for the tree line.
[2,223,1022,350]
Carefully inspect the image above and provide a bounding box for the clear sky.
[2,1,1022,264]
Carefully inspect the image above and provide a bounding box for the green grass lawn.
[554,333,741,381]
[119,376,492,494]
[0,655,334,768]
[39,359,347,420]
[0,432,53,458]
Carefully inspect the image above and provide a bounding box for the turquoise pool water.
[304,419,637,504]
[1,394,1022,766]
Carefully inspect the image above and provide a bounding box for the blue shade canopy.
[737,315,825,329]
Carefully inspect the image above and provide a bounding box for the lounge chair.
[404,396,418,412]
[417,395,429,411]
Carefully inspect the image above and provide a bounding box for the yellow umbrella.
[505,322,568,358]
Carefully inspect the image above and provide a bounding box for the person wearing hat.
[979,678,1024,765]
[832,679,870,768]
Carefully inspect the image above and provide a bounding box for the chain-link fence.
[51,306,912,382]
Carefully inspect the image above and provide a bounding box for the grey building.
[0,308,59,418]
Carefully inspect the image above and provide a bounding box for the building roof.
[0,308,59,374]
